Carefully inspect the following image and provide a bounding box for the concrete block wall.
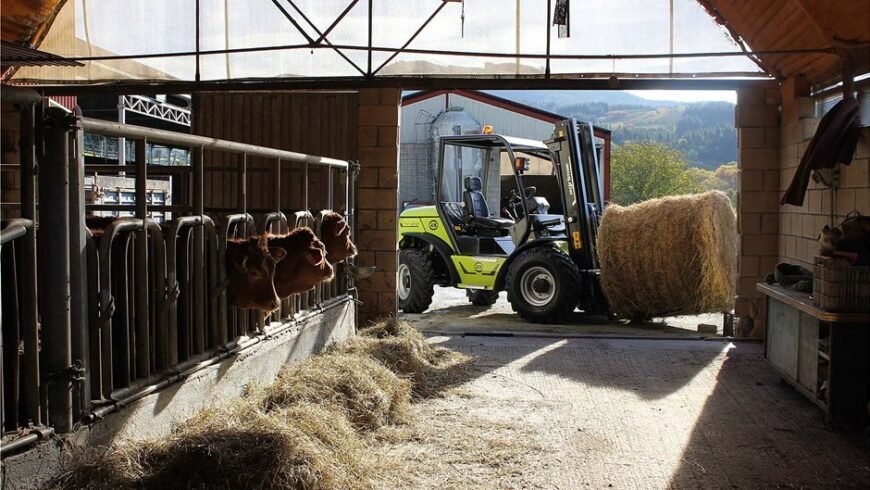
[734,84,781,335]
[778,78,870,270]
[356,88,401,325]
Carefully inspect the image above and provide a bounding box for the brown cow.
[320,211,357,264]
[267,227,334,298]
[225,235,287,311]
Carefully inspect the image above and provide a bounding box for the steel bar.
[366,0,372,76]
[81,118,348,169]
[286,0,366,76]
[134,140,150,379]
[84,231,102,400]
[0,427,54,457]
[270,0,315,44]
[273,159,282,213]
[38,108,74,433]
[69,112,90,418]
[372,2,449,76]
[85,164,190,174]
[193,147,206,354]
[37,76,775,96]
[0,86,42,104]
[314,0,358,43]
[19,105,40,426]
[24,42,836,64]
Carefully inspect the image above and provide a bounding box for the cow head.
[271,227,335,298]
[225,235,287,311]
[320,211,357,264]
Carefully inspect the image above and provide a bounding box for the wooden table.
[757,283,869,430]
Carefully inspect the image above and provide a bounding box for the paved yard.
[405,286,728,338]
[377,334,868,489]
[380,289,869,489]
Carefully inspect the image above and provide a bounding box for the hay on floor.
[254,352,410,430]
[54,400,373,490]
[597,191,737,320]
[339,319,471,398]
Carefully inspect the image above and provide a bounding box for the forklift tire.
[398,249,436,314]
[467,289,499,307]
[505,247,581,324]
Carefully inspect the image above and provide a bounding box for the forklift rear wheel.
[505,247,581,324]
[398,249,435,314]
[467,289,499,307]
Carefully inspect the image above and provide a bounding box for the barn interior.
[1,0,869,488]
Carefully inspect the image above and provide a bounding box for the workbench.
[757,283,869,430]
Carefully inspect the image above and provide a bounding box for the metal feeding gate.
[1,105,357,454]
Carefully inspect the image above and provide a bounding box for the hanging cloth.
[781,98,860,206]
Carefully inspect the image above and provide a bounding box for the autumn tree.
[609,142,700,205]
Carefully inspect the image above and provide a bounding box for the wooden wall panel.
[192,91,358,214]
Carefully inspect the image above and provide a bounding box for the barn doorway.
[397,89,738,337]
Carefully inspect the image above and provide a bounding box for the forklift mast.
[546,119,605,270]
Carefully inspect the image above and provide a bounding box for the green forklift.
[398,119,608,323]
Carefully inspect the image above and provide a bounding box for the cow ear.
[269,246,287,263]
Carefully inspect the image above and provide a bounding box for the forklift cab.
[435,121,604,269]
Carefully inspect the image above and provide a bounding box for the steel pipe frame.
[38,108,74,433]
[164,216,216,366]
[219,214,256,341]
[94,219,164,398]
[70,111,90,419]
[80,118,348,169]
[0,219,38,433]
[81,294,352,425]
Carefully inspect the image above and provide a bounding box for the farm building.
[1,0,869,488]
[399,89,611,207]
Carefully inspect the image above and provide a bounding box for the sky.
[628,90,737,103]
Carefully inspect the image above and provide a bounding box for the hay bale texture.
[340,318,470,398]
[54,401,372,490]
[597,191,737,319]
[255,352,410,430]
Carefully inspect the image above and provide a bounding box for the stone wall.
[355,89,401,325]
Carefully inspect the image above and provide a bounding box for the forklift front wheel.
[398,249,435,314]
[505,247,581,324]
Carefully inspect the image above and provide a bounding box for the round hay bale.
[597,191,737,319]
[255,353,411,430]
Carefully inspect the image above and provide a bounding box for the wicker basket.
[813,256,870,312]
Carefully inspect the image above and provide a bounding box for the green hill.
[490,92,737,170]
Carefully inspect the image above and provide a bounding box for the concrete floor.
[406,286,727,338]
[391,288,869,488]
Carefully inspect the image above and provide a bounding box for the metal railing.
[1,105,358,455]
[1,219,40,435]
